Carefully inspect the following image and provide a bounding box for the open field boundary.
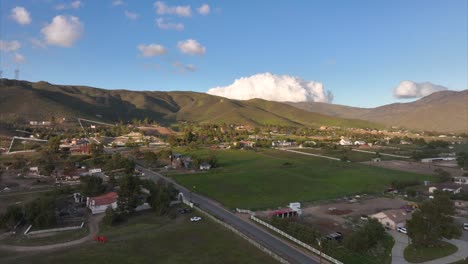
[351,149,410,159]
[24,222,85,236]
[250,215,343,264]
[283,149,340,161]
[182,200,290,264]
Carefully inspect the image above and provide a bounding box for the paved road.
[137,165,319,264]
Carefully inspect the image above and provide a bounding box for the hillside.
[288,90,468,133]
[0,79,377,129]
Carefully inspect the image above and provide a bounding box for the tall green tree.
[117,174,141,215]
[407,192,461,247]
[80,176,105,196]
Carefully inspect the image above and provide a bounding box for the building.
[199,163,212,170]
[339,138,353,146]
[453,177,468,185]
[372,157,382,162]
[370,209,411,230]
[354,141,367,146]
[87,192,118,214]
[421,157,456,163]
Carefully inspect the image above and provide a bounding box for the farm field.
[1,211,276,264]
[291,147,403,162]
[171,149,435,209]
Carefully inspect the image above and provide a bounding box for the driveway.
[389,229,468,264]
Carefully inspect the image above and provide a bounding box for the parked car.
[190,216,202,222]
[178,208,191,214]
[326,232,343,241]
[463,223,468,231]
[397,227,407,234]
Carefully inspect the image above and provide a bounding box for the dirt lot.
[302,197,408,234]
[362,160,464,177]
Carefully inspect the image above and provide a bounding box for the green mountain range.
[0,79,376,129]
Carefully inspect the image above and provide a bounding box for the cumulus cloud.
[55,1,82,10]
[0,40,21,52]
[197,4,210,15]
[177,39,205,55]
[156,18,184,30]
[31,38,47,49]
[137,44,167,57]
[11,7,31,25]
[154,1,191,17]
[125,10,139,20]
[393,80,448,99]
[207,73,333,103]
[173,61,196,73]
[112,0,124,6]
[41,16,84,47]
[14,53,26,64]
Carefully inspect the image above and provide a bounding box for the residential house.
[199,163,212,170]
[86,192,118,214]
[454,177,468,185]
[370,209,412,230]
[339,138,353,146]
[354,141,367,146]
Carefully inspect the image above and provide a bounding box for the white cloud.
[14,53,26,64]
[137,44,167,57]
[207,73,334,103]
[55,1,82,10]
[156,18,184,30]
[41,15,84,47]
[154,1,191,17]
[125,10,139,20]
[112,0,124,6]
[393,80,448,99]
[173,61,196,72]
[197,4,210,15]
[177,39,205,55]
[11,7,31,25]
[0,40,21,52]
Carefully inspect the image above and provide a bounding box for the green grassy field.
[171,149,435,209]
[404,241,458,263]
[1,211,276,264]
[292,147,403,162]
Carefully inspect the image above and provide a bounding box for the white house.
[354,141,367,146]
[370,209,411,230]
[453,177,468,185]
[339,139,353,146]
[87,192,118,214]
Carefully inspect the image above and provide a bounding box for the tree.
[46,136,61,153]
[345,218,385,252]
[117,174,141,215]
[434,168,451,182]
[407,192,461,247]
[103,206,122,226]
[90,142,104,158]
[24,196,56,228]
[457,152,468,169]
[80,176,105,196]
[0,205,23,229]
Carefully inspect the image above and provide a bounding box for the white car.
[190,216,202,222]
[463,223,468,231]
[397,227,407,234]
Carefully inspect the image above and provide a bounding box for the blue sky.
[0,0,466,107]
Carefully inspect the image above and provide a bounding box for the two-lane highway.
[136,165,319,264]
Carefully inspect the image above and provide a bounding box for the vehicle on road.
[190,216,202,222]
[397,227,407,234]
[463,223,468,231]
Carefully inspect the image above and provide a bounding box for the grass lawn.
[171,149,434,209]
[292,148,401,162]
[404,241,458,263]
[2,211,276,264]
[2,227,88,246]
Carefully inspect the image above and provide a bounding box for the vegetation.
[270,217,320,244]
[407,192,461,247]
[80,176,105,196]
[3,212,276,264]
[117,174,141,215]
[172,149,434,209]
[404,241,457,263]
[344,218,386,253]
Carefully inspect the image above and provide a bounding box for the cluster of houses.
[110,132,168,147]
[60,138,90,155]
[169,153,212,171]
[338,138,370,146]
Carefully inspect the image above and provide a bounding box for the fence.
[181,200,289,264]
[24,222,85,236]
[235,208,256,215]
[250,215,343,264]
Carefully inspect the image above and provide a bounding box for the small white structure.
[339,139,353,146]
[288,202,302,215]
[354,141,367,146]
[442,187,462,195]
[428,187,438,193]
[372,157,382,162]
[370,209,411,230]
[86,192,118,214]
[199,163,212,170]
[29,167,39,175]
[454,177,468,185]
[421,157,456,163]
